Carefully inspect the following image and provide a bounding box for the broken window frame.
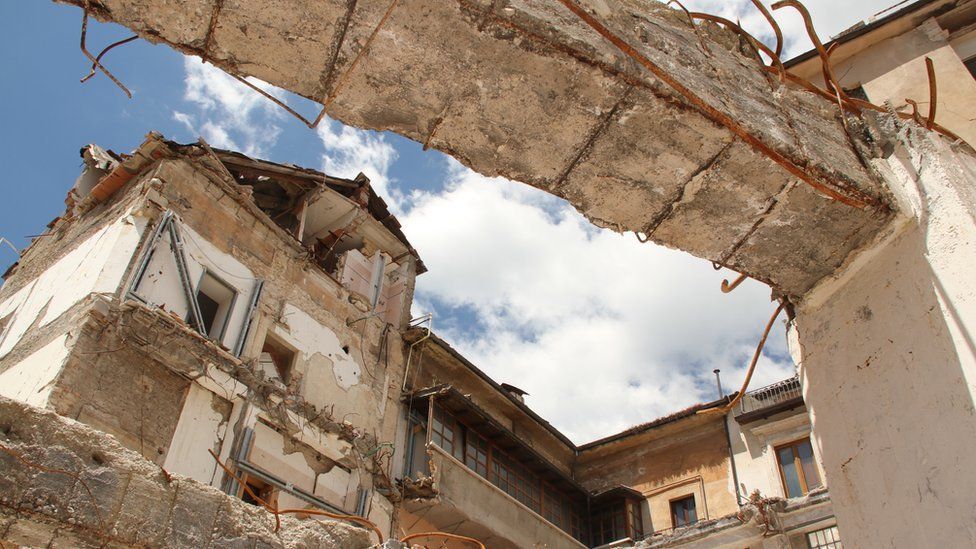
[228,424,350,515]
[191,269,238,343]
[258,330,298,385]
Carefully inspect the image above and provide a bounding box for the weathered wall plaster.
[725,410,826,501]
[0,215,143,358]
[0,334,70,407]
[162,383,232,485]
[575,417,738,534]
[795,127,976,547]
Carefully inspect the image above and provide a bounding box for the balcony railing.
[735,376,803,423]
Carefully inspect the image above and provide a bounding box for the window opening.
[192,271,237,341]
[259,332,296,384]
[239,472,277,508]
[807,525,842,549]
[776,438,822,498]
[670,494,698,529]
[965,56,976,80]
[591,500,628,545]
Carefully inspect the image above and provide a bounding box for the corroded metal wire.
[749,0,784,57]
[80,2,132,98]
[925,56,937,130]
[771,0,860,115]
[80,35,138,84]
[668,0,710,55]
[554,0,879,210]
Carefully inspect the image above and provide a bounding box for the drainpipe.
[722,412,744,506]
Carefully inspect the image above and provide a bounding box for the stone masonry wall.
[0,395,372,548]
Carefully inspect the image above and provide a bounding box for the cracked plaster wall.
[793,126,976,547]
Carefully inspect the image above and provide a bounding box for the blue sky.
[0,0,892,442]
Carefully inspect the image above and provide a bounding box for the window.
[776,438,822,498]
[430,405,464,462]
[807,525,842,549]
[591,500,628,545]
[670,495,697,528]
[193,271,236,340]
[404,411,430,478]
[464,431,489,477]
[628,499,644,540]
[259,332,296,384]
[239,472,277,508]
[965,57,976,80]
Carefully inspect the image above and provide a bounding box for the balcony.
[401,445,587,549]
[734,376,804,424]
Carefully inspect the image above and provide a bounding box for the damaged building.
[2,132,839,548]
[0,134,423,544]
[4,0,976,546]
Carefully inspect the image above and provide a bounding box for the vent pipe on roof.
[714,369,724,399]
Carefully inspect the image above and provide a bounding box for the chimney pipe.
[713,369,724,399]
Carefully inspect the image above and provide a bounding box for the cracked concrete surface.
[61,0,898,295]
[0,395,374,548]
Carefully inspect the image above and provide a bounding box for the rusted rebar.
[905,98,924,126]
[925,56,937,130]
[554,0,878,210]
[311,0,402,127]
[80,35,138,84]
[688,12,785,80]
[721,272,748,293]
[771,0,860,115]
[80,3,133,98]
[230,74,317,127]
[400,532,487,548]
[700,301,786,415]
[668,0,711,55]
[749,0,784,57]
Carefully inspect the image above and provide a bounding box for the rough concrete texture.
[0,396,373,548]
[62,0,897,296]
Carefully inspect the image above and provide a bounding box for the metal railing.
[736,375,802,416]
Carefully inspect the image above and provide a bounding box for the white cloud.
[176,58,285,157]
[315,121,401,210]
[402,161,794,443]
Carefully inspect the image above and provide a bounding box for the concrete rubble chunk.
[0,396,373,548]
[58,0,898,296]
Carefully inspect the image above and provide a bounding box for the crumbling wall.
[49,299,192,467]
[0,395,372,548]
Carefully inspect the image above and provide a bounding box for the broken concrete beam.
[62,0,898,295]
[0,396,373,548]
